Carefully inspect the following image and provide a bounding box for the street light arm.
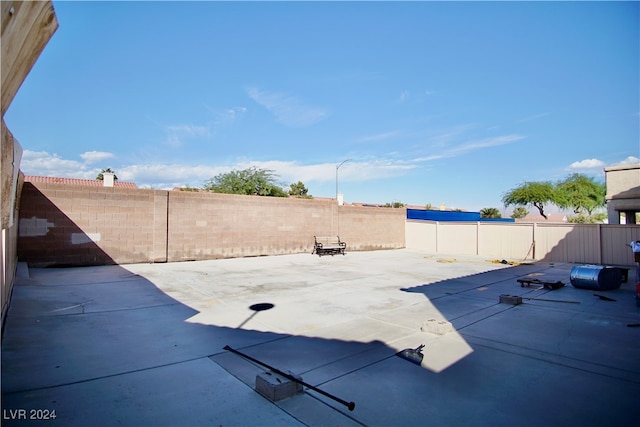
[336,159,352,204]
[336,159,352,171]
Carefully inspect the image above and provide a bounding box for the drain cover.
[249,303,274,312]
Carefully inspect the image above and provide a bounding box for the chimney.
[103,172,114,187]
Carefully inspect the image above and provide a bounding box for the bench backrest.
[314,236,343,245]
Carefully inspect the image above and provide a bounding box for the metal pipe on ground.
[223,345,356,411]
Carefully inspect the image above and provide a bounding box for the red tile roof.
[24,175,137,189]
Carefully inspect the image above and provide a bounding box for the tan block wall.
[152,192,168,262]
[166,191,405,261]
[17,184,406,266]
[18,183,158,266]
[334,204,406,252]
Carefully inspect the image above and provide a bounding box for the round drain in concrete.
[249,303,274,312]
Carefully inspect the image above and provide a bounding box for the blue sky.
[6,1,639,212]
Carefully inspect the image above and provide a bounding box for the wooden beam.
[1,1,58,116]
[1,118,21,229]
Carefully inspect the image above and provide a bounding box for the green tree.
[555,173,605,215]
[96,168,117,180]
[289,181,311,198]
[383,201,405,208]
[502,181,556,220]
[480,207,501,218]
[568,212,607,224]
[178,185,200,192]
[204,167,287,197]
[510,206,529,219]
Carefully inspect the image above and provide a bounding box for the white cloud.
[80,151,114,164]
[568,158,606,170]
[257,159,414,183]
[414,134,525,162]
[232,160,330,183]
[356,130,405,143]
[413,153,446,162]
[425,124,478,149]
[117,163,229,188]
[105,158,415,190]
[246,87,327,127]
[567,157,639,176]
[518,112,550,123]
[616,156,640,166]
[21,150,96,179]
[164,124,211,147]
[219,107,247,124]
[20,150,415,189]
[205,105,248,127]
[342,159,415,182]
[166,124,210,137]
[454,134,524,152]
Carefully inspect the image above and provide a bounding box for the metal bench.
[312,236,346,256]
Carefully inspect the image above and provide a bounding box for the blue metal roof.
[407,209,514,222]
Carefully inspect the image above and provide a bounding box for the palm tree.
[480,207,501,218]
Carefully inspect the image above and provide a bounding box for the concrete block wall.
[336,205,406,252]
[17,183,406,266]
[167,191,405,261]
[167,191,327,260]
[18,183,159,266]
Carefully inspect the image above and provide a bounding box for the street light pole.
[336,159,352,205]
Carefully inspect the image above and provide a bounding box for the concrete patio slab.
[2,249,639,426]
[3,357,302,426]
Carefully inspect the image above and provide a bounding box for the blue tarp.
[407,209,514,222]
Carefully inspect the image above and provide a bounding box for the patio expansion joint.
[310,352,396,389]
[452,303,517,327]
[302,392,368,426]
[463,334,640,385]
[213,356,366,427]
[31,302,183,318]
[17,276,145,288]
[2,355,217,396]
[209,341,371,426]
[298,341,392,377]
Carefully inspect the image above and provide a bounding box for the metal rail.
[223,345,356,411]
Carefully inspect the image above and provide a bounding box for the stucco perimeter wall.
[406,220,640,266]
[17,183,406,266]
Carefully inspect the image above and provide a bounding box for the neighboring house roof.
[172,187,204,192]
[518,214,568,222]
[24,175,137,189]
[312,197,341,203]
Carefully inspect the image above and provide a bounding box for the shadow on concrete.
[2,253,640,426]
[17,183,117,267]
[1,261,396,425]
[536,219,640,266]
